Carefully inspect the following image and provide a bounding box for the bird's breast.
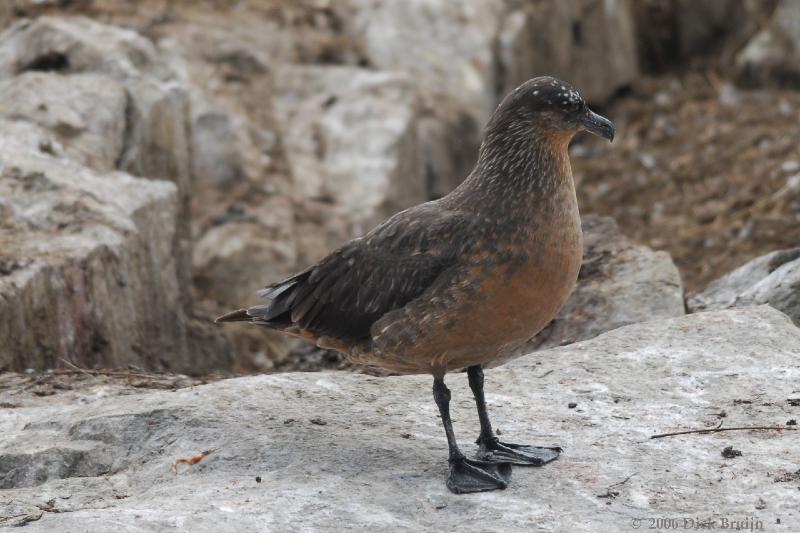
[357,179,583,375]
[475,215,582,346]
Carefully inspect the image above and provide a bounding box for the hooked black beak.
[581,109,615,142]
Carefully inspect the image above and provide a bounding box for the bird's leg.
[467,365,562,466]
[432,377,511,493]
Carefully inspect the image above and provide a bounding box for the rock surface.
[0,131,192,371]
[0,72,127,172]
[1,306,798,530]
[339,0,505,126]
[689,248,800,326]
[0,16,194,307]
[0,3,10,31]
[526,215,685,351]
[498,0,638,104]
[633,0,774,73]
[0,2,774,376]
[274,64,427,233]
[306,0,493,202]
[152,10,306,315]
[735,0,800,87]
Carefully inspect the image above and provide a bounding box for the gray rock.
[192,213,297,308]
[735,0,800,87]
[274,65,427,233]
[0,72,127,172]
[0,16,194,306]
[338,0,506,127]
[497,0,638,104]
[333,0,638,198]
[688,248,800,325]
[1,306,798,530]
[156,24,300,312]
[0,132,190,371]
[158,28,292,196]
[0,2,10,32]
[673,0,766,62]
[0,16,166,80]
[526,215,685,351]
[417,101,480,200]
[123,78,194,307]
[150,17,344,365]
[631,1,772,74]
[330,0,498,199]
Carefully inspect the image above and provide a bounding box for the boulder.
[416,101,480,199]
[497,0,638,104]
[153,20,314,363]
[0,2,10,31]
[735,0,800,87]
[155,22,300,312]
[339,0,632,125]
[157,26,293,198]
[114,78,193,306]
[0,16,166,80]
[0,129,191,372]
[632,0,773,73]
[192,207,297,309]
[333,0,499,198]
[337,0,505,126]
[0,72,127,173]
[274,65,427,232]
[526,215,685,350]
[673,0,770,64]
[0,12,336,366]
[1,306,798,529]
[332,0,639,197]
[688,248,800,325]
[0,16,194,307]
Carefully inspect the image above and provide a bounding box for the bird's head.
[486,76,615,148]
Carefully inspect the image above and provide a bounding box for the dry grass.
[574,74,800,293]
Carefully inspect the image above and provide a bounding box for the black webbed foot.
[446,456,512,494]
[476,436,561,466]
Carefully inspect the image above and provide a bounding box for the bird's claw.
[446,456,512,494]
[476,436,561,466]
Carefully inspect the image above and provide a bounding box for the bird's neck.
[444,129,577,221]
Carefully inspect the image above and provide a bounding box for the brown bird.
[217,76,614,494]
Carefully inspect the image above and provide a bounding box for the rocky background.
[0,0,798,374]
[2,2,800,529]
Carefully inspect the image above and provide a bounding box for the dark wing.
[217,203,469,343]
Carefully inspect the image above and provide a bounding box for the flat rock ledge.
[1,306,799,531]
[689,247,800,326]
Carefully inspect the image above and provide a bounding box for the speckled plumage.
[218,76,613,378]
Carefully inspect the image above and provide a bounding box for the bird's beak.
[581,109,615,142]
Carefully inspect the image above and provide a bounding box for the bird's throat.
[446,134,576,222]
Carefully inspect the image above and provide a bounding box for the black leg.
[432,377,511,494]
[467,364,496,443]
[467,365,562,466]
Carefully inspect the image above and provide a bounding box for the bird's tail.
[214,271,308,325]
[214,270,352,354]
[214,308,253,323]
[214,301,291,325]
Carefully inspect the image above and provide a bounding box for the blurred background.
[0,0,798,380]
